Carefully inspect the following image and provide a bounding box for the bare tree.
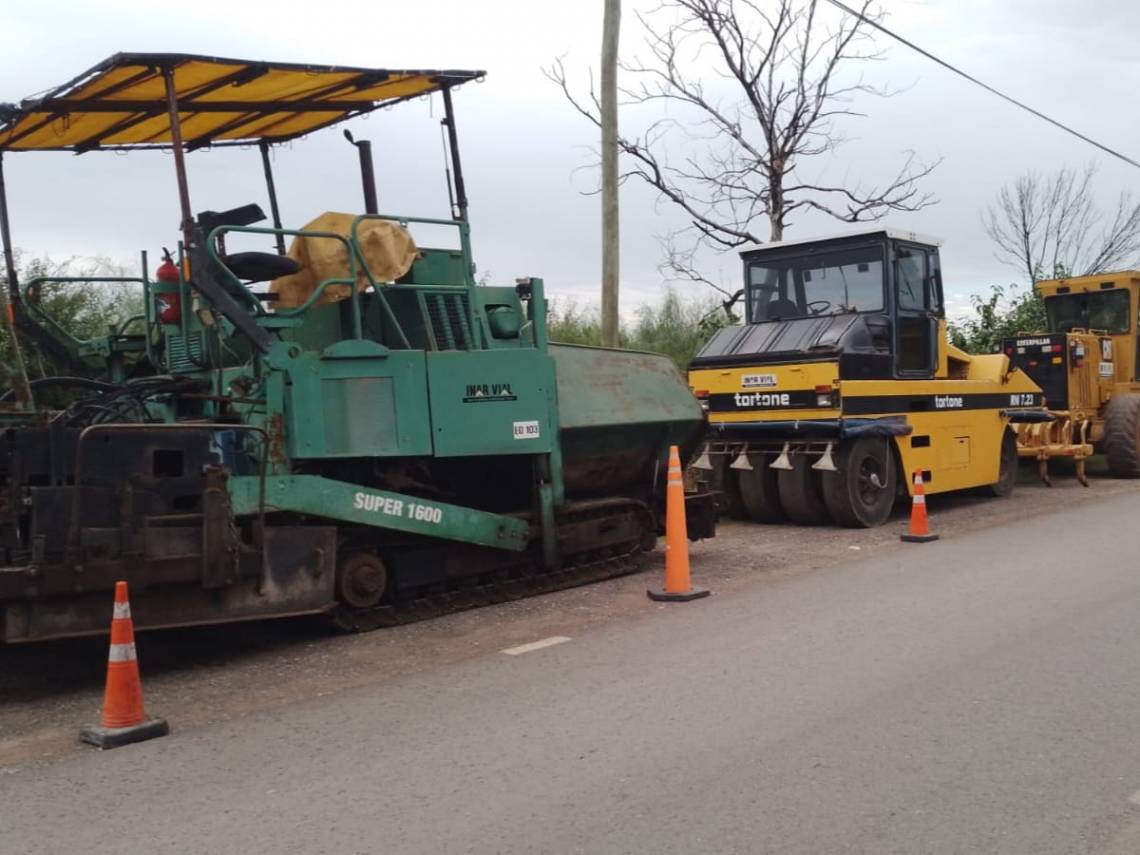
[548,0,938,292]
[982,164,1140,284]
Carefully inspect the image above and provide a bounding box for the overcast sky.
[1,0,1138,319]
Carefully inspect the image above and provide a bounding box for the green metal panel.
[229,474,530,551]
[401,248,468,286]
[284,348,433,459]
[281,302,344,352]
[426,349,556,457]
[550,343,706,495]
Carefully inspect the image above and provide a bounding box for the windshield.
[747,246,885,322]
[1045,290,1131,333]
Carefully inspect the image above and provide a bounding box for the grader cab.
[1002,273,1140,483]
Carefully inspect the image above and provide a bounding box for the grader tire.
[1104,393,1140,477]
[820,438,897,528]
[776,455,832,525]
[737,454,786,523]
[984,429,1019,497]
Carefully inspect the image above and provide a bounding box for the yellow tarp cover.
[0,53,483,151]
[270,212,418,309]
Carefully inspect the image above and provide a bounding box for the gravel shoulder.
[2,462,1136,770]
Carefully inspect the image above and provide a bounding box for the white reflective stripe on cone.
[913,495,926,505]
[112,601,131,620]
[108,642,137,663]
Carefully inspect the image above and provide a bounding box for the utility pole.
[600,0,621,347]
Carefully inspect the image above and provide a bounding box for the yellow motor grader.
[1001,272,1140,484]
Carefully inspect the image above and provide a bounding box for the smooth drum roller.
[820,438,897,527]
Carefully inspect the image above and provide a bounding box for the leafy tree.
[0,252,142,386]
[548,288,735,369]
[948,283,1046,354]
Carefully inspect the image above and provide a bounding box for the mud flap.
[683,491,718,541]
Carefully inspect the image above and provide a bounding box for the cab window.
[1045,290,1130,334]
[746,245,885,322]
[896,248,927,311]
[894,246,942,313]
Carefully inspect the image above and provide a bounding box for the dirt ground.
[2,461,1137,771]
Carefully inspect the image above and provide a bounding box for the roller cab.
[689,228,1046,528]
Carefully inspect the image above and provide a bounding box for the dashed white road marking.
[501,636,571,656]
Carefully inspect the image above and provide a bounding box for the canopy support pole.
[162,66,194,247]
[0,151,35,409]
[258,141,287,255]
[441,87,468,222]
[0,152,17,302]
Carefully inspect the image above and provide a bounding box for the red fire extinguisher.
[154,248,182,325]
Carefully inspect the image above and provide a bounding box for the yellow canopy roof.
[0,53,484,152]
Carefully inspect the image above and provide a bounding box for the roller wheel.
[711,454,747,519]
[984,429,1018,497]
[821,438,898,527]
[777,455,832,525]
[1104,393,1140,477]
[737,454,786,523]
[336,552,389,609]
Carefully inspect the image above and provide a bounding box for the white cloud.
[1,0,1137,321]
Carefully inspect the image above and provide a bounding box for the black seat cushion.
[224,252,301,283]
[765,298,800,319]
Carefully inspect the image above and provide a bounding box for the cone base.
[80,717,169,749]
[647,586,710,602]
[900,532,939,543]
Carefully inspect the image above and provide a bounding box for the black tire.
[821,438,898,527]
[1104,394,1140,477]
[984,429,1018,497]
[777,454,832,525]
[737,454,786,523]
[711,454,748,520]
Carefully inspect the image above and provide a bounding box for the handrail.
[352,213,477,348]
[206,217,485,353]
[116,314,146,336]
[205,225,367,340]
[21,275,148,348]
[21,275,151,367]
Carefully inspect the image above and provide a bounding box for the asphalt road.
[6,491,1140,854]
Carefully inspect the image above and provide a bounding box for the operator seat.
[766,298,800,319]
[196,204,301,302]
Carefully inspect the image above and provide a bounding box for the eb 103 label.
[513,420,541,439]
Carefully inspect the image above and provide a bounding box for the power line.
[823,0,1140,171]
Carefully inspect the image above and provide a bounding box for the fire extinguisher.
[154,247,182,325]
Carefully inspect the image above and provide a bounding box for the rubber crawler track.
[329,499,656,633]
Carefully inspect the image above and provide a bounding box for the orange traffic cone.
[648,445,710,602]
[901,468,939,543]
[80,581,169,749]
